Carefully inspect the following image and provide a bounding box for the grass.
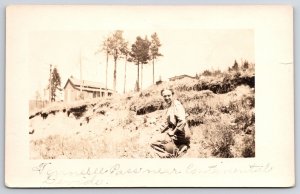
[30,65,255,158]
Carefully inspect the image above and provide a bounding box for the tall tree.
[150,32,163,84]
[49,67,61,102]
[140,36,151,90]
[120,41,129,94]
[129,36,151,92]
[96,36,112,94]
[102,37,112,92]
[107,30,127,92]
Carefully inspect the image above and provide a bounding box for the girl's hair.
[160,88,174,96]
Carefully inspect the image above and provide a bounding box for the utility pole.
[43,88,46,108]
[49,64,52,102]
[80,48,83,94]
[80,47,85,100]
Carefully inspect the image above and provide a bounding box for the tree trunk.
[105,52,108,93]
[113,57,117,92]
[137,62,140,92]
[141,63,143,90]
[123,56,127,94]
[152,58,155,85]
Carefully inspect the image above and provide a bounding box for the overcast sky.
[29,29,254,99]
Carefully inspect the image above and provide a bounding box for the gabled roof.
[63,76,113,92]
[169,74,195,81]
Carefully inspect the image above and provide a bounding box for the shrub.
[204,123,235,158]
[202,70,212,76]
[242,60,249,70]
[187,114,204,127]
[234,111,253,131]
[129,94,164,115]
[242,134,255,157]
[226,94,255,133]
[211,70,222,77]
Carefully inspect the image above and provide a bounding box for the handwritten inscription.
[32,162,273,186]
[32,162,51,175]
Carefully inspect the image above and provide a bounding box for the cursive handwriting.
[32,162,52,175]
[31,162,273,186]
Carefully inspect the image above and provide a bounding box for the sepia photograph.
[28,29,255,159]
[5,5,294,187]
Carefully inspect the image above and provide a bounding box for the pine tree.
[49,67,61,102]
[232,60,239,71]
[120,41,129,93]
[129,36,151,92]
[150,32,163,84]
[107,30,127,92]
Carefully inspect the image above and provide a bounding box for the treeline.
[97,30,163,93]
[197,59,255,78]
[35,65,62,104]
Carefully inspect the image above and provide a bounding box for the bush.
[129,94,164,115]
[202,70,212,76]
[204,123,235,158]
[234,111,255,132]
[211,70,222,77]
[242,134,255,157]
[225,94,255,133]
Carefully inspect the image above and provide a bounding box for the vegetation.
[150,32,163,84]
[98,35,112,91]
[49,66,61,102]
[30,61,255,159]
[120,39,130,93]
[128,36,151,91]
[104,30,128,91]
[98,31,163,92]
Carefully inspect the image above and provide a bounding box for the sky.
[29,29,254,99]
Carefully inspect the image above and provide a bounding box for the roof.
[169,74,195,81]
[63,76,114,92]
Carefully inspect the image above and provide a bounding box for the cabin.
[63,76,113,102]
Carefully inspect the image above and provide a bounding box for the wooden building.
[63,76,113,102]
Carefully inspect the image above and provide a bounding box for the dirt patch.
[67,105,87,119]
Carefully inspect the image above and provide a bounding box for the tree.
[129,36,151,92]
[101,36,112,92]
[120,41,129,94]
[232,60,239,71]
[106,30,127,92]
[140,36,151,90]
[242,60,249,70]
[150,32,163,84]
[49,67,61,102]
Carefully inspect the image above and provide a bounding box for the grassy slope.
[29,68,255,159]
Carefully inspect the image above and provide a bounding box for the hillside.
[29,68,255,159]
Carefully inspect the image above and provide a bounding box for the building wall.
[64,82,77,102]
[64,81,113,102]
[64,82,99,102]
